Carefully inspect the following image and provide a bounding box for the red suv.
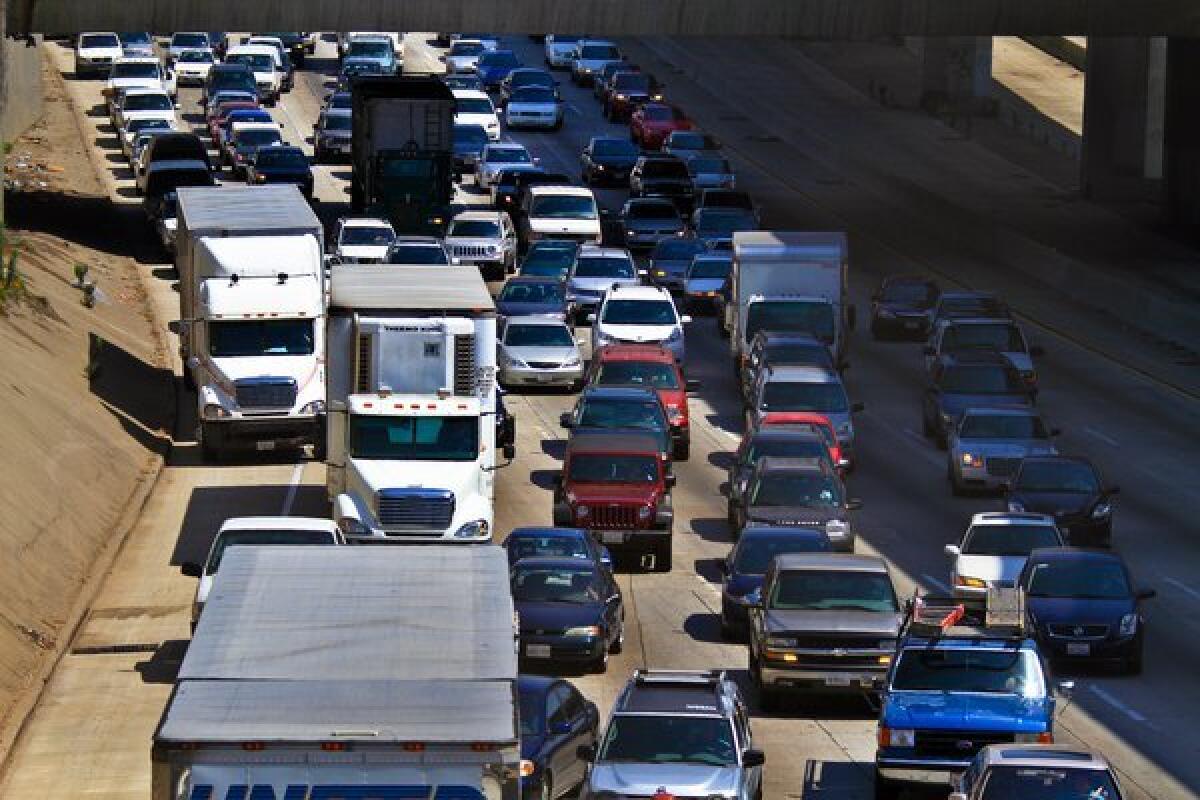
[630,103,693,150]
[586,344,699,460]
[553,432,676,572]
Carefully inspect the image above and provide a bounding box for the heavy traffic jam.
[68,27,1156,800]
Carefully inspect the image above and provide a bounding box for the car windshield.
[1015,461,1100,493]
[750,472,841,508]
[511,87,557,103]
[387,243,449,265]
[599,716,737,766]
[512,71,554,88]
[581,44,620,59]
[113,63,159,79]
[450,42,484,56]
[641,106,676,121]
[321,114,352,131]
[340,225,394,247]
[480,51,520,68]
[892,648,1044,696]
[173,33,208,47]
[944,323,1025,352]
[456,97,495,114]
[602,299,676,325]
[255,149,307,168]
[733,534,832,573]
[228,53,275,71]
[1025,559,1130,599]
[769,570,897,612]
[964,524,1061,556]
[512,565,602,603]
[518,691,544,736]
[641,159,688,178]
[613,73,650,90]
[349,416,479,461]
[82,34,120,48]
[349,41,391,57]
[121,32,152,46]
[762,342,835,370]
[960,414,1048,439]
[531,195,596,219]
[455,124,489,147]
[179,50,213,63]
[450,220,501,238]
[746,301,835,343]
[510,534,592,562]
[237,129,282,147]
[505,323,573,347]
[761,381,848,413]
[746,436,829,466]
[594,361,679,389]
[124,93,172,111]
[979,766,1120,800]
[499,281,565,305]
[696,212,754,236]
[574,256,634,279]
[128,118,172,133]
[669,131,713,149]
[939,364,1024,394]
[521,243,578,276]
[690,258,732,279]
[884,280,937,305]
[208,320,313,357]
[569,454,659,483]
[592,138,639,157]
[579,399,665,431]
[626,201,679,221]
[488,147,531,164]
[207,529,333,574]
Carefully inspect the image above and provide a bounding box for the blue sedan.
[503,526,612,571]
[719,525,832,639]
[518,675,600,800]
[513,557,624,673]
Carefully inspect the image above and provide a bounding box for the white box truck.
[326,264,508,543]
[725,231,854,367]
[152,545,520,800]
[174,185,326,461]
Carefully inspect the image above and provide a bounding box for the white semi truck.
[174,185,326,461]
[152,545,521,800]
[326,264,507,543]
[725,231,854,367]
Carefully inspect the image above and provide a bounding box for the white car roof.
[452,210,506,222]
[452,89,491,101]
[605,285,671,302]
[969,511,1057,527]
[341,217,394,229]
[528,185,593,198]
[228,45,279,58]
[121,87,169,97]
[231,121,282,132]
[217,516,340,534]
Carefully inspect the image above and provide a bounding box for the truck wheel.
[654,539,672,573]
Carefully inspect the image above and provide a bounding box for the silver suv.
[579,670,764,800]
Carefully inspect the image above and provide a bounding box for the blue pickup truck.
[873,594,1070,800]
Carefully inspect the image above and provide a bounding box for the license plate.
[255,440,276,451]
[825,674,852,686]
[1067,642,1090,656]
[601,531,626,544]
[526,644,552,659]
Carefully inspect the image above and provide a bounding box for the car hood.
[953,438,1057,458]
[497,300,565,318]
[882,691,1051,732]
[569,481,661,505]
[624,219,684,233]
[597,323,678,343]
[765,608,901,636]
[1011,490,1097,517]
[456,111,497,126]
[687,277,726,292]
[940,392,1032,416]
[529,217,600,235]
[504,345,578,364]
[516,599,605,632]
[570,276,638,293]
[745,506,842,527]
[955,555,1028,585]
[338,245,391,262]
[1026,596,1132,627]
[596,154,639,169]
[590,763,742,796]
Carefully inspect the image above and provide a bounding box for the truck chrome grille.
[377,488,455,531]
[790,634,888,650]
[453,334,476,395]
[450,244,494,259]
[985,457,1021,477]
[590,505,638,529]
[234,378,297,409]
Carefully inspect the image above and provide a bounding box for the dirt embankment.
[0,56,171,745]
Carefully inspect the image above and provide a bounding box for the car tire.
[1124,643,1143,676]
[949,464,966,496]
[592,647,608,674]
[673,439,690,461]
[654,539,672,573]
[610,624,624,654]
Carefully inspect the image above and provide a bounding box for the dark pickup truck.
[747,553,901,711]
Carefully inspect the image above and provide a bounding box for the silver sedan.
[497,316,585,390]
[948,407,1059,495]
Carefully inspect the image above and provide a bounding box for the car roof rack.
[900,588,1026,642]
[633,669,724,687]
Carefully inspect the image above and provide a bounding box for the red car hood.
[568,481,662,505]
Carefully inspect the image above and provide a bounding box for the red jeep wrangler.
[586,343,699,460]
[553,431,676,571]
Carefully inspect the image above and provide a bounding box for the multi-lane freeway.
[0,31,1197,800]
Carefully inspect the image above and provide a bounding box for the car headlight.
[202,403,230,419]
[1119,612,1138,636]
[766,637,796,648]
[520,759,537,778]
[881,728,915,748]
[637,504,654,520]
[955,575,987,588]
[616,93,627,100]
[564,625,602,637]
[825,519,849,536]
[337,516,371,537]
[1008,500,1026,512]
[576,504,590,518]
[1092,502,1112,519]
[506,355,529,368]
[961,452,983,468]
[454,519,490,539]
[300,400,325,415]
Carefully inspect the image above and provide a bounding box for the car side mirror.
[742,749,766,768]
[944,544,961,557]
[851,402,865,413]
[665,473,677,489]
[845,498,863,510]
[685,379,701,392]
[1136,588,1156,600]
[576,743,597,761]
[180,562,202,578]
[559,412,573,428]
[1030,345,1046,357]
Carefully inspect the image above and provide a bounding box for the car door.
[543,684,580,794]
[733,704,759,800]
[556,683,594,790]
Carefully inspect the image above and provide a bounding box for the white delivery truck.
[326,264,508,543]
[726,231,854,367]
[174,185,326,461]
[152,545,521,800]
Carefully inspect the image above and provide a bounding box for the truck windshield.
[598,715,736,766]
[750,472,841,508]
[594,362,678,389]
[979,767,1120,800]
[350,416,479,461]
[891,648,1043,696]
[208,320,314,357]
[761,381,848,413]
[964,524,1061,556]
[531,196,596,219]
[746,301,835,343]
[769,570,897,612]
[569,454,658,483]
[512,565,602,603]
[206,529,334,574]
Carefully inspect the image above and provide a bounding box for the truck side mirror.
[180,562,202,578]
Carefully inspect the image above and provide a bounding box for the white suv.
[452,89,501,141]
[75,32,124,78]
[591,284,690,362]
[444,210,518,279]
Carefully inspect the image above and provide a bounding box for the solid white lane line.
[1083,426,1120,447]
[281,462,305,515]
[1164,577,1200,603]
[1087,684,1150,725]
[921,573,951,593]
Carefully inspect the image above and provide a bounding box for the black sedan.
[870,274,940,340]
[1020,547,1153,674]
[1006,456,1118,547]
[245,146,313,199]
[580,136,640,186]
[503,526,613,571]
[513,557,624,673]
[518,675,600,800]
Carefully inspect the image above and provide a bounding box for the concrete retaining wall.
[2,36,42,144]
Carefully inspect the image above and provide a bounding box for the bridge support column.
[1163,38,1200,231]
[915,36,994,115]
